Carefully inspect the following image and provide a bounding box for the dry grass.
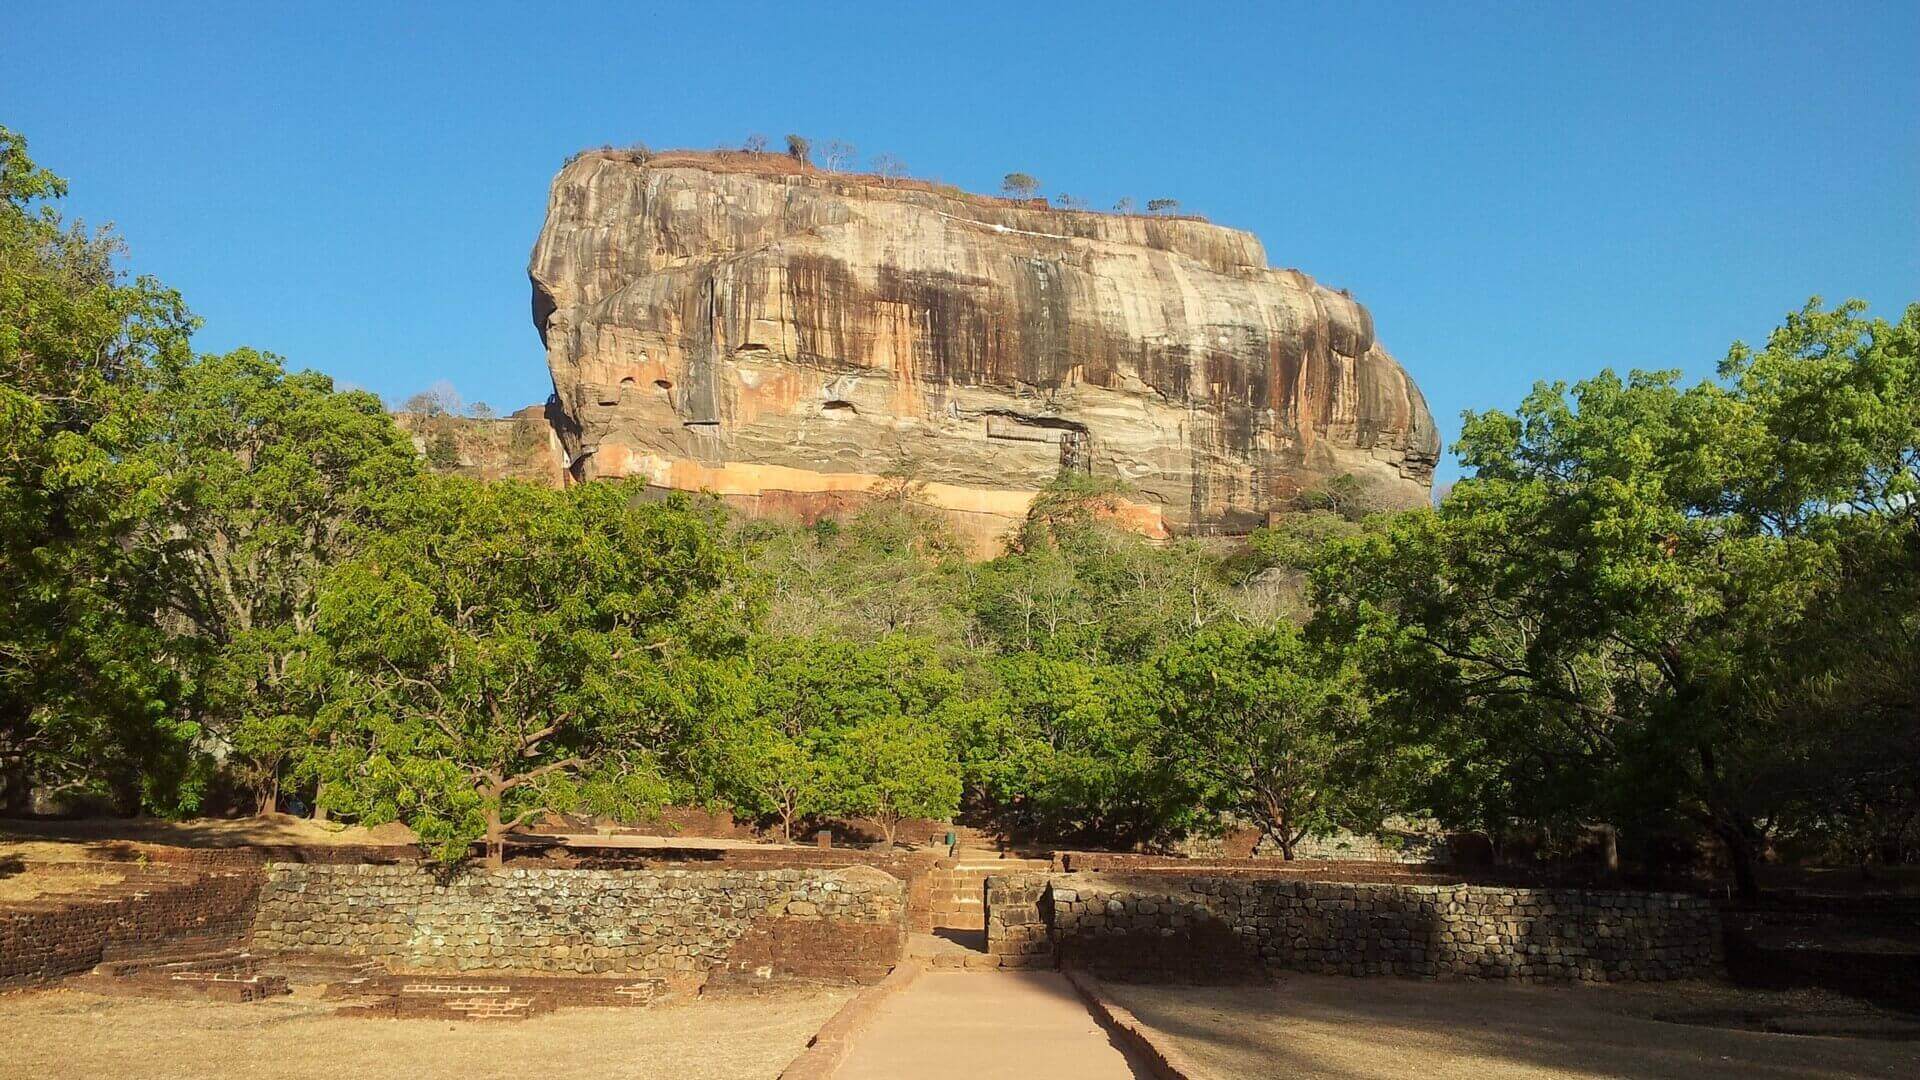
[0,813,416,850]
[0,865,123,903]
[0,985,852,1080]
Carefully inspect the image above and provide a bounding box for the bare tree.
[785,134,811,166]
[1056,192,1088,210]
[870,152,906,183]
[743,133,769,153]
[468,401,497,420]
[402,380,463,417]
[1001,172,1040,199]
[823,140,857,171]
[1112,196,1137,214]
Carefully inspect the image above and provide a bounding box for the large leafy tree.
[971,476,1236,662]
[0,126,200,811]
[831,713,963,849]
[1152,623,1407,859]
[708,633,961,841]
[1316,299,1919,892]
[959,655,1193,846]
[307,476,751,863]
[95,347,420,812]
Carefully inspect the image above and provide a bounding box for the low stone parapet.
[250,863,907,985]
[988,872,1721,984]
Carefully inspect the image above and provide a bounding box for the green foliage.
[1,125,200,812]
[830,713,962,847]
[973,477,1237,662]
[959,655,1193,846]
[1153,624,1411,857]
[749,498,970,644]
[306,476,749,863]
[1314,298,1920,888]
[705,633,962,841]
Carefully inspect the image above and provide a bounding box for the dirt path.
[835,971,1146,1079]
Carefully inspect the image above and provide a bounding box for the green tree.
[0,125,200,811]
[751,498,969,644]
[785,134,811,166]
[92,347,420,813]
[307,476,750,864]
[971,476,1235,662]
[831,713,962,849]
[960,655,1193,846]
[1153,623,1405,859]
[1315,299,1919,891]
[707,633,960,840]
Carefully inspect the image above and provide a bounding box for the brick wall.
[926,858,1051,930]
[988,873,1720,984]
[1,863,264,988]
[250,863,906,984]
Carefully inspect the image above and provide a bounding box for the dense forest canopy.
[3,125,1915,886]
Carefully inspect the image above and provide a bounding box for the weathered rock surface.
[529,151,1438,549]
[395,405,571,485]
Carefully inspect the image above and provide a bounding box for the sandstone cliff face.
[529,152,1438,549]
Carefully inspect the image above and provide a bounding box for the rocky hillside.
[394,405,569,485]
[528,150,1439,549]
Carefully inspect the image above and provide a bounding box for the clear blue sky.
[7,2,1916,485]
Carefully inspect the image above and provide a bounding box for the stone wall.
[1176,822,1455,864]
[989,873,1720,984]
[250,863,905,984]
[983,874,1053,966]
[1,863,264,988]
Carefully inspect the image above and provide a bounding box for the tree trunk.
[255,773,279,817]
[484,804,505,869]
[311,779,329,822]
[0,757,32,815]
[1714,818,1761,901]
[1270,827,1296,861]
[1598,824,1620,876]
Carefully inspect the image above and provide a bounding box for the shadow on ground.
[1100,974,1920,1080]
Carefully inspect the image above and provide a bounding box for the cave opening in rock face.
[527,150,1440,553]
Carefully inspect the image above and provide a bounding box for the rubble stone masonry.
[251,863,906,983]
[988,873,1720,984]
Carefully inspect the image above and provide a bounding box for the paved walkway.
[836,971,1144,1079]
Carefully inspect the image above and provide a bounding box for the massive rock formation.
[529,151,1438,550]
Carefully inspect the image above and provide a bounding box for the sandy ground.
[837,971,1147,1080]
[0,813,417,850]
[0,864,123,903]
[0,986,851,1080]
[1102,975,1920,1080]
